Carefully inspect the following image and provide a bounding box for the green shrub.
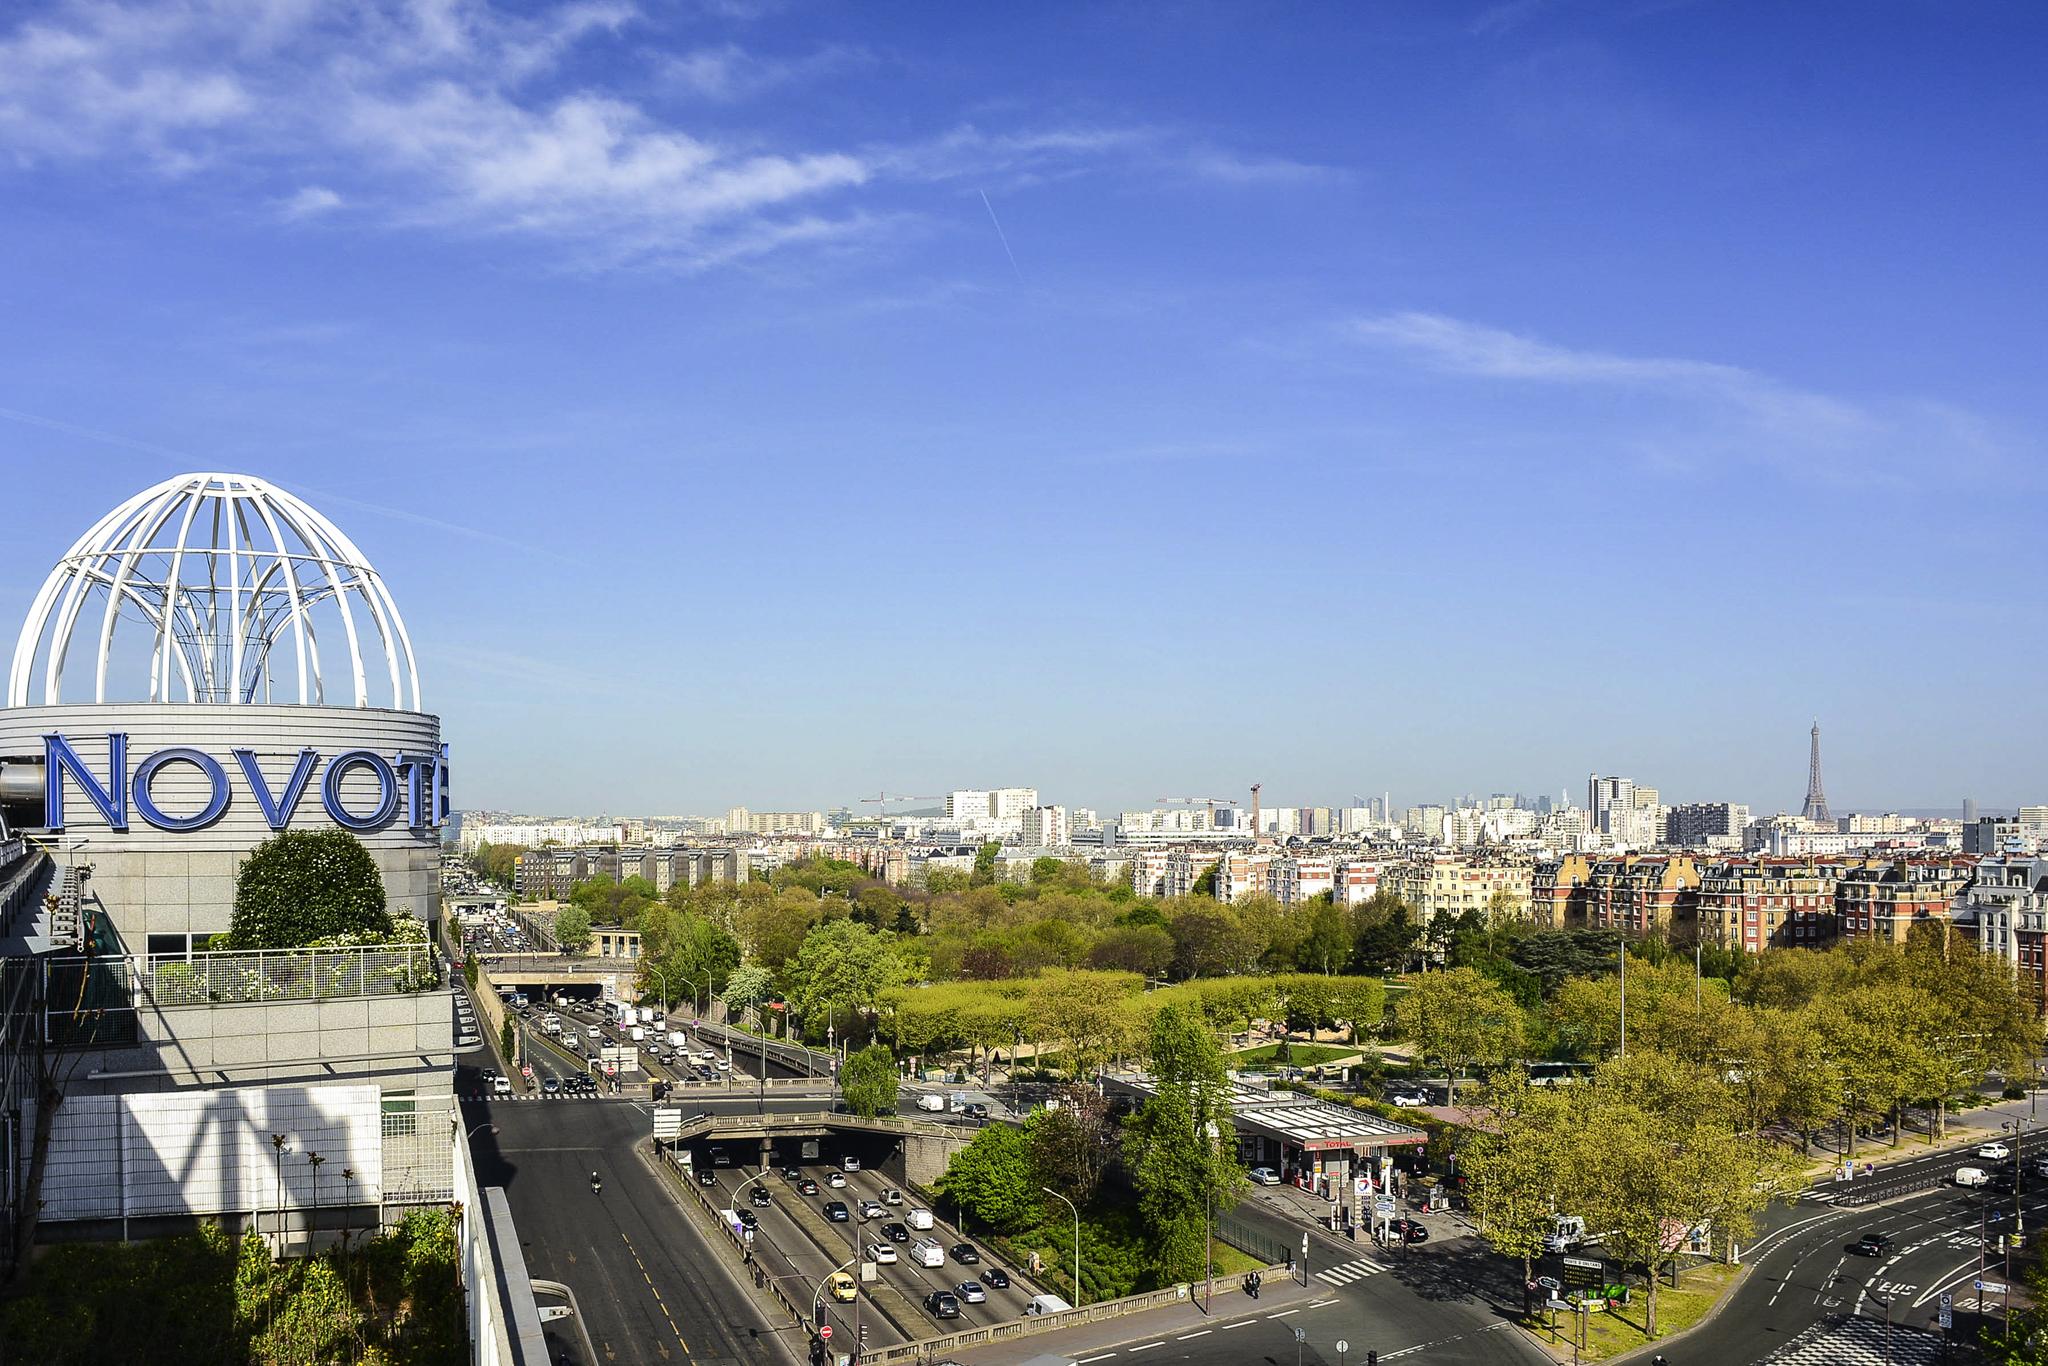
[229,830,392,950]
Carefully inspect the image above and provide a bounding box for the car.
[750,1186,772,1207]
[541,1077,561,1095]
[1991,1169,2019,1192]
[697,1168,719,1187]
[964,1103,989,1121]
[781,1166,802,1181]
[824,1201,850,1222]
[883,1187,903,1205]
[492,1075,512,1096]
[868,1242,898,1264]
[798,1178,820,1196]
[1389,1091,1430,1108]
[924,1291,961,1319]
[951,1243,980,1264]
[956,1280,987,1304]
[983,1267,1010,1289]
[828,1272,857,1303]
[842,1155,861,1172]
[881,1222,910,1242]
[736,1210,758,1231]
[1248,1167,1281,1186]
[1388,1218,1430,1243]
[1850,1232,1894,1257]
[859,1200,885,1220]
[1978,1142,2013,1161]
[827,1171,847,1188]
[1957,1166,1992,1188]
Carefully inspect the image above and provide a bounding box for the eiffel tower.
[1801,720,1832,823]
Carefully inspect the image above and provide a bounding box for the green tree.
[1087,923,1175,977]
[229,829,392,949]
[1296,901,1352,974]
[1462,1075,1569,1310]
[841,1043,900,1118]
[721,963,774,1022]
[1028,1084,1115,1208]
[785,919,903,1042]
[1122,1004,1245,1282]
[1391,965,1524,1101]
[971,841,1002,887]
[554,904,592,955]
[936,1123,1036,1232]
[1350,906,1418,975]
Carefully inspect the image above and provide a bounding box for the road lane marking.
[1076,1355,1118,1363]
[1176,1330,1211,1340]
[1268,1308,1300,1317]
[1219,1320,1254,1329]
[1128,1342,1164,1352]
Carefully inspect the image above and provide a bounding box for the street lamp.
[1042,1187,1083,1307]
[2002,1119,2026,1239]
[646,964,671,1017]
[465,1122,500,1140]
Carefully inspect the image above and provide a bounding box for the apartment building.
[1834,857,1975,944]
[1019,804,1070,847]
[1268,855,1335,905]
[1331,858,1386,906]
[1586,854,1701,936]
[1383,854,1532,921]
[1695,857,1843,952]
[725,807,826,837]
[1956,856,2048,1008]
[1664,803,1750,850]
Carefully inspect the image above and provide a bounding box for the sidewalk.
[949,1271,1327,1366]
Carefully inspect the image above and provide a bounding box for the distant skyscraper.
[1801,721,1833,823]
[1964,797,1979,823]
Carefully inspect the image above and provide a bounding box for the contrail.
[978,189,1023,283]
[0,401,569,563]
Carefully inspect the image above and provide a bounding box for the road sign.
[1374,1194,1397,1217]
[1336,1341,1349,1355]
[652,1109,681,1140]
[1940,1292,1953,1329]
[1975,1279,2007,1294]
[819,1324,832,1341]
[1293,1326,1306,1343]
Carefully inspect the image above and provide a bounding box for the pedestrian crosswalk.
[1315,1256,1391,1286]
[1762,1314,1945,1364]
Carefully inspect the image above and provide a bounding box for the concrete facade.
[0,702,443,950]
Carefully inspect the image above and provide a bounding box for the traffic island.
[1518,1262,1743,1363]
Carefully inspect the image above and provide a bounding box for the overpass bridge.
[658,1109,972,1185]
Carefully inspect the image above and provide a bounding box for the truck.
[668,1030,689,1050]
[629,1025,647,1043]
[639,1006,656,1025]
[1543,1215,1614,1252]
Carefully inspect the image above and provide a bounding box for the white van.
[629,1026,646,1043]
[916,1093,946,1112]
[1024,1294,1074,1316]
[906,1208,934,1231]
[669,1030,689,1050]
[1956,1166,1992,1188]
[910,1238,946,1268]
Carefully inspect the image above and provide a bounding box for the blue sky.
[0,0,2041,818]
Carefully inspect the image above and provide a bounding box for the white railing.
[121,943,444,1006]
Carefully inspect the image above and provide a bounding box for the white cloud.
[1179,147,1339,186]
[280,184,342,218]
[1348,310,2026,484]
[660,41,870,102]
[0,0,1330,270]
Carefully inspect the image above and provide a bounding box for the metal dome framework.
[8,473,420,710]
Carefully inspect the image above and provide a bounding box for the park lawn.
[1209,1242,1264,1276]
[1229,1042,1359,1066]
[1524,1262,1742,1362]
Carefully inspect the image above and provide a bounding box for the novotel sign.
[39,732,449,835]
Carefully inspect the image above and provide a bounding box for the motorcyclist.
[591,1170,603,1194]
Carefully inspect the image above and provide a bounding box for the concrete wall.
[0,703,443,945]
[70,986,457,1098]
[39,1082,384,1222]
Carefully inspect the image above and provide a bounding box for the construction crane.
[859,792,938,814]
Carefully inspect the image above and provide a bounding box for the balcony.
[132,943,444,1006]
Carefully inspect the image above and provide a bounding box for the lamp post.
[646,963,671,1017]
[1043,1187,1082,1307]
[2003,1119,2026,1239]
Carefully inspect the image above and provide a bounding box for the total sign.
[41,732,449,834]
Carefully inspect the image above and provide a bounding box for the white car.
[868,1242,898,1264]
[1956,1166,1992,1188]
[859,1200,885,1220]
[827,1171,847,1188]
[1977,1142,2012,1161]
[1390,1091,1430,1108]
[1248,1167,1281,1186]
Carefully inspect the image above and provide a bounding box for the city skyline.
[0,2,2043,813]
